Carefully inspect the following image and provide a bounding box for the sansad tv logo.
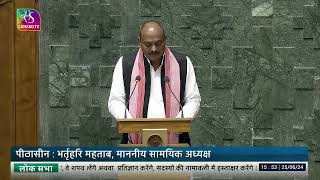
[17,9,41,31]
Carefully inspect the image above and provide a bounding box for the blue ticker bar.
[11,146,308,162]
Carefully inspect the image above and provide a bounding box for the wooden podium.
[117,118,191,146]
[117,118,191,180]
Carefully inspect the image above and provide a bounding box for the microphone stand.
[164,76,184,118]
[124,75,141,144]
[124,75,141,118]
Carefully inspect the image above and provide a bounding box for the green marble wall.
[40,0,320,179]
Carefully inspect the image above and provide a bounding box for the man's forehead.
[141,22,164,36]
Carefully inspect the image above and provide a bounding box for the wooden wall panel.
[0,1,15,179]
[14,0,38,146]
[0,0,38,179]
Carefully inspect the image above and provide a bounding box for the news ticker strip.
[11,147,308,162]
[12,162,307,173]
[11,162,308,177]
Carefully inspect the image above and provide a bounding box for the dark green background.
[39,0,320,179]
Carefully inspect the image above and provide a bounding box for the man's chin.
[146,55,161,61]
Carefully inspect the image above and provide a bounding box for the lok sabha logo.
[17,9,41,31]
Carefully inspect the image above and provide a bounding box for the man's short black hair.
[138,19,166,39]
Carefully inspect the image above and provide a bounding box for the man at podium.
[108,19,201,145]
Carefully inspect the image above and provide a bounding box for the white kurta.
[108,55,201,119]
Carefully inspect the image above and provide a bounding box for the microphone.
[164,76,184,118]
[124,75,141,118]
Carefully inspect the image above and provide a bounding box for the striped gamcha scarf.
[128,47,181,144]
